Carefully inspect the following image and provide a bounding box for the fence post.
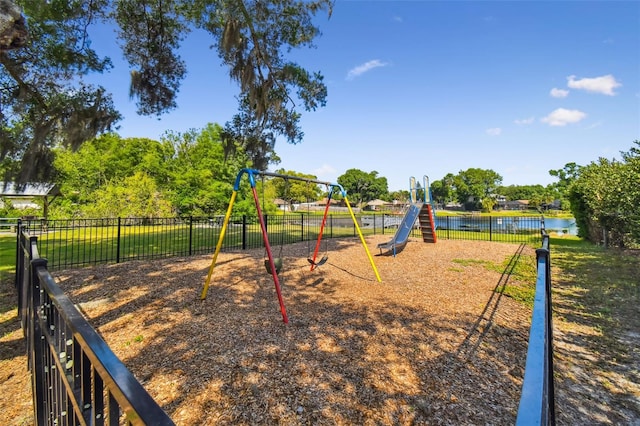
[15,219,23,292]
[373,213,377,235]
[242,215,248,250]
[382,214,386,235]
[29,257,47,426]
[489,215,493,242]
[301,214,305,243]
[189,216,193,256]
[329,215,333,239]
[116,217,122,263]
[447,216,450,239]
[542,235,555,423]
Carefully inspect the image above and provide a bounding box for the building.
[0,182,61,219]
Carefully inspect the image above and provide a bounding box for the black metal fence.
[10,215,548,424]
[16,228,175,425]
[516,230,555,425]
[17,213,543,271]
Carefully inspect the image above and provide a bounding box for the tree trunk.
[0,0,27,51]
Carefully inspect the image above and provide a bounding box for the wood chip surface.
[3,237,535,425]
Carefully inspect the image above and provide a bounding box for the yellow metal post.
[343,196,382,282]
[201,190,238,299]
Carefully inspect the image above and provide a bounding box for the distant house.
[495,195,508,209]
[1,183,61,218]
[505,200,530,210]
[273,198,290,212]
[364,199,391,211]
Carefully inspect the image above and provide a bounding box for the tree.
[1,0,332,183]
[430,173,455,206]
[568,141,640,247]
[0,0,27,51]
[82,172,174,219]
[389,190,410,204]
[53,133,175,215]
[452,168,502,210]
[1,1,121,183]
[164,123,250,216]
[52,124,253,218]
[271,169,321,204]
[337,169,388,207]
[549,162,581,196]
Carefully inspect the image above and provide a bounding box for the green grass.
[454,248,539,307]
[550,235,640,342]
[0,234,15,274]
[5,222,375,271]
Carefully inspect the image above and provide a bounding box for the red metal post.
[251,186,289,324]
[310,191,333,271]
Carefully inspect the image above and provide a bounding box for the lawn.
[550,235,640,424]
[0,234,16,275]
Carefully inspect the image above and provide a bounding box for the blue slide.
[377,203,422,256]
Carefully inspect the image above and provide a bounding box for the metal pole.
[251,186,289,324]
[342,196,382,282]
[201,191,238,300]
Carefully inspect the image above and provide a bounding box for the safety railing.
[516,229,555,425]
[16,227,174,425]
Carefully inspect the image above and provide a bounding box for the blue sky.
[88,1,640,192]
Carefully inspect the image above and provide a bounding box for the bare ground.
[0,236,635,425]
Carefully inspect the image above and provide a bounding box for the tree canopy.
[52,124,253,218]
[1,0,332,183]
[567,141,640,247]
[337,168,388,207]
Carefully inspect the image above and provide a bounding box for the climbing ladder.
[418,203,437,243]
[411,175,437,244]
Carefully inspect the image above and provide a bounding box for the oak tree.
[1,0,332,183]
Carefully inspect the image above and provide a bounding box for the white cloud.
[567,74,621,96]
[550,88,569,98]
[486,128,502,136]
[313,164,338,180]
[514,117,535,125]
[541,108,587,126]
[346,60,388,80]
[393,16,403,23]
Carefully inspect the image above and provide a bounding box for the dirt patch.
[3,237,534,424]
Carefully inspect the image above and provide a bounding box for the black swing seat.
[307,255,328,267]
[264,257,283,275]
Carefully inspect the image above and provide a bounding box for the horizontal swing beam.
[234,168,344,194]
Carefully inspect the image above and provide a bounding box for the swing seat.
[307,255,328,267]
[264,257,283,275]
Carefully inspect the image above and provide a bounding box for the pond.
[542,217,577,235]
[361,214,578,236]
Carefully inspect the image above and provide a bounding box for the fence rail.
[16,228,175,425]
[516,230,555,425]
[15,213,543,271]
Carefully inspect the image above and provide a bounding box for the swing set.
[200,168,382,324]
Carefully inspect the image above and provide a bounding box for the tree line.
[3,128,637,247]
[0,124,563,218]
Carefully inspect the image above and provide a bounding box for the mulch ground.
[2,237,536,425]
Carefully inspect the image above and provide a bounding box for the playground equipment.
[377,175,437,256]
[200,168,382,324]
[307,184,332,270]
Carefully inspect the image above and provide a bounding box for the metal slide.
[377,202,423,256]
